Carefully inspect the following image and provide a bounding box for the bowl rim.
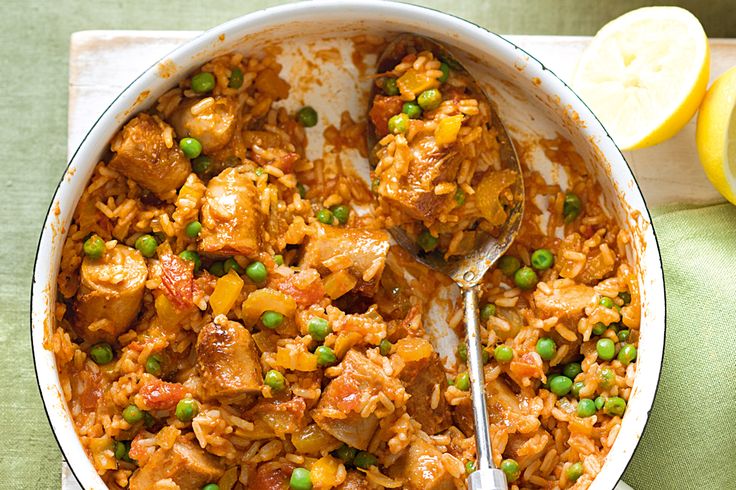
[31,1,666,488]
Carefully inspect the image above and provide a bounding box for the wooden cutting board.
[63,30,736,489]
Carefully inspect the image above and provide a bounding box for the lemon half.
[573,7,710,150]
[696,67,736,205]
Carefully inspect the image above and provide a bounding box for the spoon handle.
[463,286,508,490]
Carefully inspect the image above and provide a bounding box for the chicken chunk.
[388,439,455,490]
[533,282,596,320]
[311,351,389,450]
[170,96,239,154]
[301,225,390,296]
[197,316,263,400]
[248,462,293,490]
[199,166,262,257]
[109,113,191,197]
[74,244,147,342]
[400,353,452,435]
[485,375,521,425]
[375,135,461,220]
[129,438,224,490]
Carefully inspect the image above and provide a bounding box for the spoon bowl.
[366,33,525,490]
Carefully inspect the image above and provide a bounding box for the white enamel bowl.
[31,1,665,488]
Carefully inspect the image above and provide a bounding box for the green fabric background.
[1,1,734,488]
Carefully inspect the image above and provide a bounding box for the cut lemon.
[572,7,709,150]
[696,66,736,205]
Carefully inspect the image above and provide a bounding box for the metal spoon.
[367,34,524,490]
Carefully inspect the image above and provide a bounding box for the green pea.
[122,405,144,424]
[577,398,596,418]
[223,258,242,274]
[571,381,585,398]
[465,460,475,474]
[438,63,450,83]
[605,396,627,416]
[209,261,225,277]
[273,254,284,266]
[566,462,584,482]
[175,398,199,422]
[592,322,607,335]
[595,396,606,410]
[549,375,573,396]
[202,484,220,490]
[379,339,392,356]
[334,444,358,464]
[261,311,284,329]
[89,343,113,365]
[618,329,631,343]
[185,221,202,238]
[134,234,157,258]
[514,266,538,290]
[83,235,106,259]
[382,77,399,96]
[315,346,337,366]
[179,250,201,272]
[417,88,442,111]
[297,106,318,128]
[143,411,155,429]
[480,303,496,321]
[494,345,514,363]
[618,344,637,365]
[316,208,333,225]
[618,291,631,304]
[289,467,312,490]
[401,102,422,119]
[536,337,557,361]
[330,205,350,224]
[454,187,466,206]
[563,362,583,380]
[500,459,520,483]
[599,367,615,389]
[531,248,555,270]
[482,349,490,364]
[114,440,132,462]
[599,296,615,309]
[192,155,212,175]
[264,369,286,391]
[191,72,215,93]
[228,67,244,89]
[245,261,267,283]
[455,372,470,391]
[498,255,521,276]
[457,343,468,362]
[297,182,308,198]
[308,317,331,341]
[388,113,409,134]
[145,355,162,376]
[179,137,203,159]
[596,338,615,361]
[353,451,378,469]
[563,192,582,223]
[417,230,439,252]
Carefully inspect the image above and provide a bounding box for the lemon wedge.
[696,67,736,204]
[572,7,709,150]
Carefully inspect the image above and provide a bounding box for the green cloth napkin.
[1,1,735,488]
[623,203,736,489]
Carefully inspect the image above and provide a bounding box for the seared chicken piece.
[533,282,596,321]
[400,352,452,435]
[375,134,461,220]
[196,316,263,400]
[74,244,147,342]
[388,438,455,490]
[109,113,191,197]
[247,462,293,490]
[485,375,521,425]
[129,438,224,490]
[199,166,262,257]
[301,225,390,296]
[311,351,388,450]
[170,96,239,154]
